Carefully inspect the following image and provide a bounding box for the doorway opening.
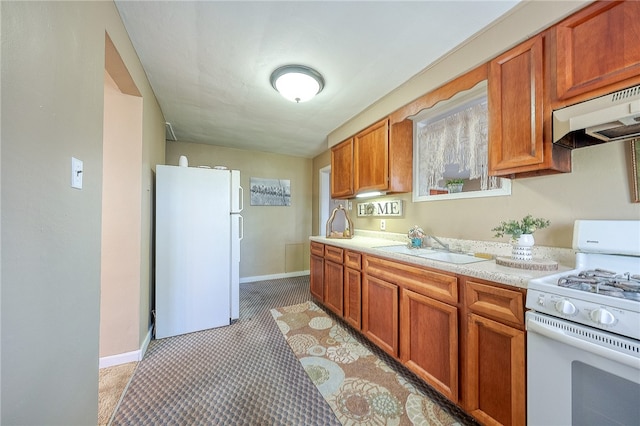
[101,32,143,364]
[319,165,348,236]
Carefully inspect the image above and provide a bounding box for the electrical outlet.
[380,219,386,231]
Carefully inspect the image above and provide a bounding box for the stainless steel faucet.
[429,235,449,251]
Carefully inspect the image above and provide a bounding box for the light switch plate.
[71,157,83,189]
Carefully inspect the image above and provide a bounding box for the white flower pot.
[447,183,463,193]
[512,234,534,261]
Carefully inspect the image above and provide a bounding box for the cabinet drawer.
[344,250,361,270]
[310,241,324,257]
[324,245,344,263]
[365,255,457,304]
[465,279,524,327]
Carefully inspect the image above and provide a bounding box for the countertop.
[310,231,575,289]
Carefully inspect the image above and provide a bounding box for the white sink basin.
[374,245,488,264]
[372,245,434,255]
[418,251,487,264]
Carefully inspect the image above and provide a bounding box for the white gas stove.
[526,220,640,426]
[526,220,640,340]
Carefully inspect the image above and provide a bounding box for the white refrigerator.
[155,164,243,339]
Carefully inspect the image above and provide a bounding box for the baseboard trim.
[240,270,310,283]
[99,326,153,369]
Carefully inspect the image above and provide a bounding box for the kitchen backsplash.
[354,229,576,267]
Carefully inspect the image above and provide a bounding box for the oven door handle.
[528,319,640,370]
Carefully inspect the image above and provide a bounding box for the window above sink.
[411,81,511,202]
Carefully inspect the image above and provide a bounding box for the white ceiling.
[114,1,520,159]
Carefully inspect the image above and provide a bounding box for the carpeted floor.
[112,276,478,425]
[98,362,138,425]
[272,301,463,425]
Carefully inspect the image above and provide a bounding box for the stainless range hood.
[553,84,640,149]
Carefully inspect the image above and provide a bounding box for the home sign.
[356,199,403,217]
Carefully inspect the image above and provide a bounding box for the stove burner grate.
[558,269,640,301]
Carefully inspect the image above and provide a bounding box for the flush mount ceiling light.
[270,65,325,103]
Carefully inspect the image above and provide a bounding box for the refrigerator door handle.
[238,215,244,241]
[238,185,243,212]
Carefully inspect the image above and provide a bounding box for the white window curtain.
[416,100,499,197]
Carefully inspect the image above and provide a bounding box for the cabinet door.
[354,119,389,193]
[401,289,458,402]
[330,138,354,198]
[465,313,526,426]
[555,0,640,102]
[310,254,324,301]
[488,35,545,175]
[324,260,344,316]
[362,275,398,357]
[344,266,361,330]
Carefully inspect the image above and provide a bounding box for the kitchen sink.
[374,245,488,264]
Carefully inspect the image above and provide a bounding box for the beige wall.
[165,142,312,278]
[313,141,640,249]
[100,72,143,357]
[1,1,165,424]
[328,1,590,147]
[316,0,640,250]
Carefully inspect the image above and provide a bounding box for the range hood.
[553,84,640,149]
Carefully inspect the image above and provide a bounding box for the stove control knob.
[590,308,616,326]
[555,299,577,316]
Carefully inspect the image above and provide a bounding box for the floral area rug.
[270,301,463,426]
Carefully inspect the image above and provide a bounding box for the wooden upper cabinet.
[330,138,354,198]
[354,118,389,193]
[330,117,412,199]
[388,119,413,193]
[488,34,571,177]
[488,35,545,174]
[554,0,640,103]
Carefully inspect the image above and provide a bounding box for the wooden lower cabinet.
[344,250,362,329]
[324,260,344,316]
[465,313,526,426]
[310,253,324,301]
[344,266,361,329]
[310,242,325,301]
[401,289,458,401]
[362,274,398,357]
[464,278,526,426]
[311,244,527,425]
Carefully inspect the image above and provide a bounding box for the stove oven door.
[526,311,640,426]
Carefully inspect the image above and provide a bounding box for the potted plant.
[492,215,550,261]
[446,178,464,193]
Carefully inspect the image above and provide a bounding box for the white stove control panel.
[526,288,640,340]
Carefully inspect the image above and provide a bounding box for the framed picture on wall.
[250,177,291,206]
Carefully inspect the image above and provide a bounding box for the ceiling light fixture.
[270,65,325,103]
